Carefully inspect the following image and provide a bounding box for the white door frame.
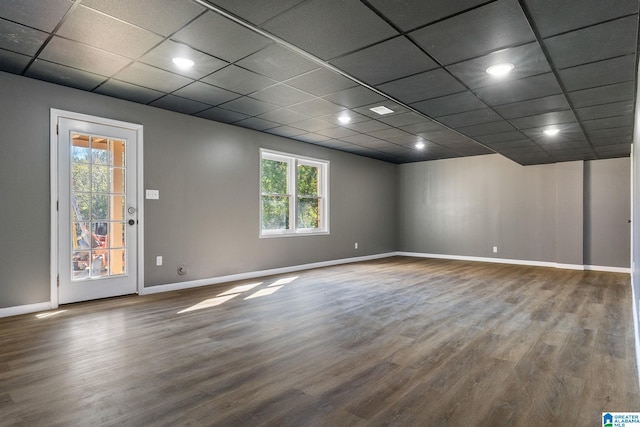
[50,109,144,308]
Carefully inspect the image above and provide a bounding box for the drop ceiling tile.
[0,19,49,56]
[587,126,633,140]
[475,73,562,106]
[95,79,163,104]
[522,122,585,139]
[457,120,516,137]
[399,121,447,134]
[202,65,276,95]
[293,133,333,143]
[416,129,464,142]
[218,96,279,116]
[446,43,551,89]
[436,108,503,128]
[258,109,309,125]
[0,49,30,74]
[237,44,319,81]
[387,134,429,146]
[150,95,211,115]
[340,134,386,145]
[289,98,345,117]
[323,86,387,109]
[139,40,228,80]
[369,128,412,139]
[57,6,163,59]
[591,135,631,146]
[366,0,491,32]
[39,37,131,77]
[26,59,106,90]
[595,151,630,160]
[0,0,72,32]
[262,0,398,60]
[173,81,240,106]
[582,115,634,131]
[493,94,570,119]
[195,107,249,123]
[330,36,438,85]
[544,16,637,70]
[475,131,528,144]
[114,62,193,93]
[378,113,431,127]
[411,91,488,117]
[377,69,466,104]
[265,126,308,138]
[250,84,314,107]
[486,139,534,150]
[568,81,635,108]
[285,68,357,96]
[575,101,635,121]
[593,142,631,153]
[509,110,577,130]
[410,0,535,65]
[234,117,280,131]
[81,0,205,36]
[558,55,635,92]
[343,120,392,133]
[205,0,306,26]
[289,118,335,132]
[320,111,370,126]
[522,0,638,38]
[316,127,359,139]
[173,11,272,62]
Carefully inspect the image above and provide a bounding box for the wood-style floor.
[1,256,638,426]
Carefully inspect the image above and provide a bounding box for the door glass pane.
[71,133,127,281]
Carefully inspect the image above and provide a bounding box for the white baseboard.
[140,252,396,295]
[584,265,631,273]
[396,251,631,273]
[0,302,51,319]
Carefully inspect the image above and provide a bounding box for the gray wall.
[398,154,630,267]
[0,71,397,308]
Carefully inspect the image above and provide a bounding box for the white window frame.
[260,149,329,237]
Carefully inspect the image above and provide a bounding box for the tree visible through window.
[260,150,329,236]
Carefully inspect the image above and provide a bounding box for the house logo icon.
[603,413,613,427]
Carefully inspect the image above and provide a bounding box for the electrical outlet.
[156,256,163,266]
[355,242,358,249]
[146,189,159,200]
[493,246,498,253]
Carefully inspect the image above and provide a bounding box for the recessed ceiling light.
[338,115,351,124]
[369,106,394,115]
[172,57,195,69]
[486,63,515,77]
[543,128,560,136]
[415,141,425,150]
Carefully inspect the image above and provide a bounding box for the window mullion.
[290,158,297,232]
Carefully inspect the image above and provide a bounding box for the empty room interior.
[2,0,640,425]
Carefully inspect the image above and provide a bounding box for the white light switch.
[146,189,159,200]
[156,256,163,266]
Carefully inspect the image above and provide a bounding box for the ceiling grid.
[0,0,636,165]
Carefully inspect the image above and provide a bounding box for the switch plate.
[156,256,163,266]
[493,246,498,253]
[146,189,159,200]
[355,242,358,249]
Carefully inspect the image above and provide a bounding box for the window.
[260,149,329,236]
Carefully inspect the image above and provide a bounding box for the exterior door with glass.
[57,116,138,304]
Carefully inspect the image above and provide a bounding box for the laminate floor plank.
[0,256,638,426]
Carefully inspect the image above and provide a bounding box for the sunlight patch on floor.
[36,310,68,319]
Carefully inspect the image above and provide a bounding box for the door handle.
[128,207,136,215]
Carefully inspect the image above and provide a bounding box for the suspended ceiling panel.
[0,0,637,165]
